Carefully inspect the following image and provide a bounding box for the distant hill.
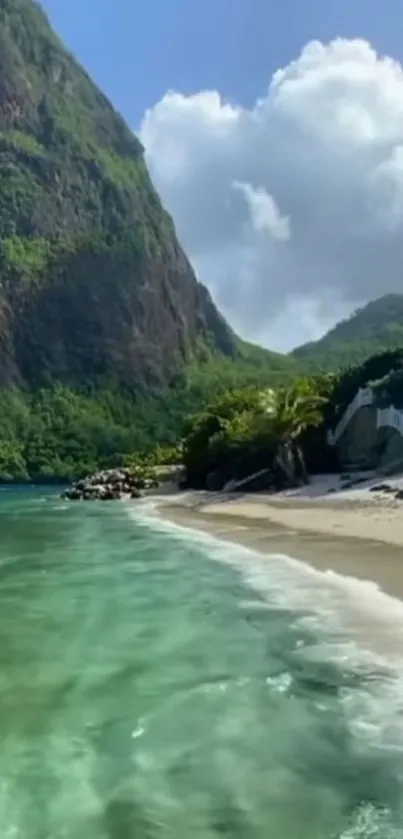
[293,295,403,371]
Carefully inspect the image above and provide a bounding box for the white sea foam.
[129,500,403,658]
[339,802,403,838]
[128,499,403,760]
[265,673,292,693]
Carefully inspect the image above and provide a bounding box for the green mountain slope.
[0,0,240,392]
[2,1,402,481]
[293,295,403,371]
[0,0,297,479]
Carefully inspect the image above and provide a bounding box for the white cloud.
[232,182,291,241]
[139,38,403,350]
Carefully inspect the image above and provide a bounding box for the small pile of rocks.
[369,482,403,500]
[61,468,158,502]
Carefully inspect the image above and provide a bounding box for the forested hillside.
[1,1,403,481]
[0,0,295,478]
[293,295,403,371]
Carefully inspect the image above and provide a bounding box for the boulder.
[62,466,148,501]
[62,488,82,501]
[101,487,122,500]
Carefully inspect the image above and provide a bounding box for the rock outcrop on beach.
[61,462,185,501]
[61,468,156,501]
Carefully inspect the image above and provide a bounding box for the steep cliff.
[0,0,236,391]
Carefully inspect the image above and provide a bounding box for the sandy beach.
[156,472,403,606]
[178,483,403,547]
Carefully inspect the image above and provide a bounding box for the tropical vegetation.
[179,348,403,491]
[2,346,403,484]
[181,376,333,489]
[2,2,403,484]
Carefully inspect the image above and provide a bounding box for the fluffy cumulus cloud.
[140,39,403,349]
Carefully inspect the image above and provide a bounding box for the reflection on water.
[0,489,402,837]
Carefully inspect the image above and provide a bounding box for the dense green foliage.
[1,341,403,483]
[0,348,301,481]
[181,378,330,489]
[180,347,403,490]
[0,386,144,481]
[2,3,403,482]
[0,382,199,482]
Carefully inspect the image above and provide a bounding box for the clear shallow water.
[0,490,403,837]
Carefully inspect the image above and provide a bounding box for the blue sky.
[38,0,403,347]
[40,0,402,130]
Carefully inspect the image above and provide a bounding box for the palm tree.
[259,379,328,487]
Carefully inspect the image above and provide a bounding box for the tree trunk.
[273,440,298,489]
[294,442,309,484]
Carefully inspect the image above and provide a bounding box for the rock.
[62,466,150,501]
[395,489,403,500]
[102,487,122,500]
[369,483,393,493]
[62,488,82,500]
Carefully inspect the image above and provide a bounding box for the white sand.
[159,471,403,549]
[263,471,403,503]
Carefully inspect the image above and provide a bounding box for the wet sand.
[150,492,403,662]
[157,492,403,604]
[196,484,403,548]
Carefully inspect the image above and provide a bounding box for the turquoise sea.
[1,488,403,838]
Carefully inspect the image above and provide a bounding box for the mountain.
[2,1,401,481]
[0,0,297,479]
[0,0,240,393]
[292,295,403,371]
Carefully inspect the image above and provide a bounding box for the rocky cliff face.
[0,0,236,390]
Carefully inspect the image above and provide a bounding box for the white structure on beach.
[327,388,403,447]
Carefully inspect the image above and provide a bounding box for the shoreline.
[185,490,403,547]
[154,489,403,605]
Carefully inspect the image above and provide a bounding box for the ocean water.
[0,489,403,838]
